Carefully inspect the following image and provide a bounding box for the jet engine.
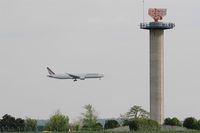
[80,77,85,80]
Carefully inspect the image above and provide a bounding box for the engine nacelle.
[80,77,85,80]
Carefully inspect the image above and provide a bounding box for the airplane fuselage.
[47,73,104,80]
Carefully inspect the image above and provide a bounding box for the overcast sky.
[0,0,200,122]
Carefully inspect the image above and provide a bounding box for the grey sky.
[0,0,200,122]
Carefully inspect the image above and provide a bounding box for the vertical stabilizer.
[47,67,55,75]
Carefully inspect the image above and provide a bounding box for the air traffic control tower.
[140,8,175,124]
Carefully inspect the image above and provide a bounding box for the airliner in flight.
[47,67,104,82]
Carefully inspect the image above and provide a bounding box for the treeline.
[0,112,69,132]
[164,117,200,130]
[1,105,200,132]
[123,117,200,131]
[119,105,200,131]
[0,114,36,132]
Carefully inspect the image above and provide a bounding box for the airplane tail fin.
[47,67,55,75]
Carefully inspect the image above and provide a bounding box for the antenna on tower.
[142,0,145,22]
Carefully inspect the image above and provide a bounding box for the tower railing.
[140,22,175,30]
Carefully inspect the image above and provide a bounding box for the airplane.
[46,67,104,82]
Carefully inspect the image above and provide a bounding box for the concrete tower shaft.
[150,29,164,124]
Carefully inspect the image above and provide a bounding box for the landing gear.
[74,79,77,82]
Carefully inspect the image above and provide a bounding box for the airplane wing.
[67,73,80,79]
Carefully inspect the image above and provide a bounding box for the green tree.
[164,117,182,126]
[128,118,159,131]
[0,114,26,131]
[81,104,98,131]
[164,117,171,125]
[197,120,200,130]
[104,119,120,129]
[15,118,25,131]
[121,105,149,120]
[25,117,37,131]
[71,121,81,131]
[75,123,80,131]
[1,114,16,131]
[45,110,69,131]
[122,119,129,126]
[94,123,103,131]
[183,117,198,129]
[170,117,182,126]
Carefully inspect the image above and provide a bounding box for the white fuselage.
[47,73,104,80]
